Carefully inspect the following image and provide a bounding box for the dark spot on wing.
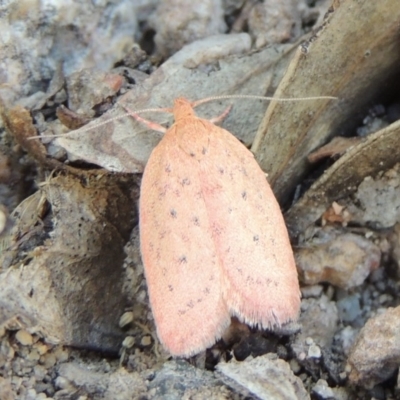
[181,178,191,186]
[187,300,194,308]
[170,209,177,218]
[211,223,222,236]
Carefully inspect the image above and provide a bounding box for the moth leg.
[120,104,167,134]
[131,113,167,133]
[209,105,232,125]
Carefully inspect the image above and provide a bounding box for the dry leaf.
[252,0,400,201]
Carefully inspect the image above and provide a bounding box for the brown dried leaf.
[252,0,400,201]
[307,137,362,163]
[1,103,47,164]
[56,105,91,130]
[287,119,400,237]
[53,34,297,173]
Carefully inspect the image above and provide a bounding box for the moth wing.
[198,122,301,328]
[139,126,230,357]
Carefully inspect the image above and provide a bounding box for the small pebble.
[119,311,134,328]
[25,388,37,400]
[1,340,15,359]
[305,337,314,345]
[369,267,385,283]
[289,359,301,374]
[339,371,347,380]
[27,349,40,362]
[22,366,33,376]
[42,353,56,369]
[301,285,323,298]
[122,336,135,349]
[312,379,335,399]
[55,376,71,390]
[55,389,74,397]
[11,376,22,390]
[141,336,152,347]
[53,347,69,363]
[326,286,335,300]
[378,294,392,304]
[15,330,33,346]
[24,376,36,388]
[36,344,49,356]
[375,281,386,292]
[33,365,46,380]
[307,345,321,359]
[337,294,362,322]
[35,382,51,395]
[11,359,22,375]
[337,326,358,355]
[299,373,308,382]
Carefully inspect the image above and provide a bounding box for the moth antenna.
[192,94,337,108]
[28,103,173,140]
[28,95,336,140]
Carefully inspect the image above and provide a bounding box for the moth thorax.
[173,97,196,121]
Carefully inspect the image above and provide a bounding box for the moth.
[137,97,300,357]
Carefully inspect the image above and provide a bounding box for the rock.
[292,294,339,358]
[335,326,358,356]
[336,293,362,323]
[312,379,336,399]
[0,0,141,100]
[0,174,136,352]
[15,330,33,346]
[148,359,232,399]
[149,0,227,57]
[300,285,324,298]
[312,379,351,400]
[66,69,124,117]
[248,0,301,48]
[355,166,400,228]
[0,377,14,400]
[295,227,381,289]
[119,312,134,328]
[347,306,400,388]
[57,362,148,400]
[217,353,310,400]
[307,344,321,359]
